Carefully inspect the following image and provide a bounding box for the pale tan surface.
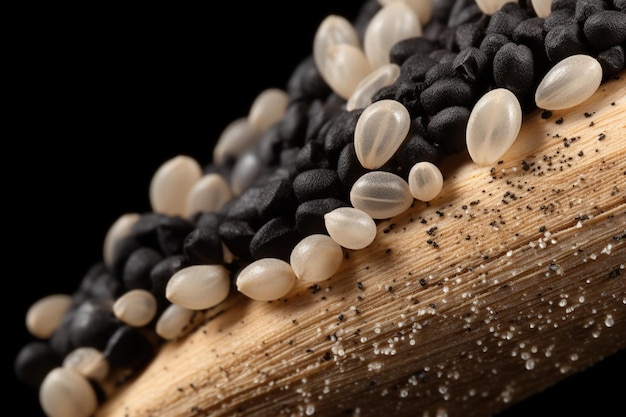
[98,74,625,417]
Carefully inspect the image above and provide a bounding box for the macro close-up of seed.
[11,1,625,416]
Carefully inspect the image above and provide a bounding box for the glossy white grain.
[103,212,140,268]
[408,161,444,202]
[350,171,414,219]
[324,206,377,250]
[354,99,411,169]
[39,367,98,417]
[155,303,195,341]
[113,289,158,327]
[26,294,72,339]
[323,43,374,100]
[378,0,434,25]
[149,155,203,217]
[186,173,233,218]
[364,1,422,68]
[290,234,344,283]
[248,88,290,132]
[347,63,401,111]
[474,0,518,15]
[63,347,109,382]
[166,264,231,310]
[466,88,523,166]
[213,117,261,165]
[531,0,552,18]
[535,54,603,110]
[313,14,360,83]
[236,258,296,301]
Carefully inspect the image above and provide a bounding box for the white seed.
[103,212,140,268]
[323,43,374,100]
[535,54,603,110]
[155,303,195,341]
[63,347,109,382]
[166,264,231,310]
[531,0,552,18]
[324,206,377,250]
[290,234,344,283]
[313,14,360,84]
[354,99,411,169]
[408,161,444,202]
[39,367,98,417]
[350,171,414,219]
[149,155,203,216]
[185,173,233,218]
[248,88,289,132]
[26,294,72,339]
[236,258,296,301]
[466,88,523,166]
[347,63,400,111]
[213,117,261,165]
[364,2,422,69]
[474,0,518,15]
[230,151,264,196]
[378,0,434,25]
[113,289,158,327]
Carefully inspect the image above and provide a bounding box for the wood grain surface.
[96,74,625,417]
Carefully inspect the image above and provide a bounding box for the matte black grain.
[194,212,224,231]
[221,186,264,228]
[544,10,576,32]
[279,100,310,148]
[493,42,535,100]
[295,140,329,172]
[249,216,302,261]
[393,131,442,179]
[76,263,122,303]
[217,219,256,261]
[183,227,224,265]
[426,106,471,154]
[286,55,332,102]
[150,254,189,312]
[256,177,299,221]
[597,45,625,79]
[479,33,511,64]
[103,325,155,370]
[337,143,369,189]
[156,215,195,257]
[398,53,438,83]
[420,78,474,115]
[453,46,488,83]
[68,301,122,353]
[583,11,626,50]
[574,0,607,25]
[544,24,591,63]
[455,21,486,51]
[295,197,350,236]
[123,247,163,291]
[293,168,346,203]
[485,8,523,38]
[389,37,439,65]
[14,341,61,389]
[323,109,364,167]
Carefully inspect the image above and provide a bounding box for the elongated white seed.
[530,0,552,18]
[236,258,296,301]
[213,117,261,165]
[248,88,289,133]
[466,88,523,166]
[324,206,377,250]
[535,54,603,111]
[113,289,158,327]
[155,303,195,341]
[290,234,344,283]
[149,155,203,217]
[354,99,411,169]
[103,212,140,268]
[347,63,400,111]
[350,171,414,219]
[364,1,422,69]
[323,43,374,100]
[185,173,233,218]
[408,161,444,202]
[378,0,434,25]
[474,0,518,15]
[26,294,72,339]
[63,347,109,382]
[313,14,360,84]
[39,367,98,417]
[166,264,231,310]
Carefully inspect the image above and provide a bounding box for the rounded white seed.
[378,0,434,26]
[213,117,261,166]
[535,54,603,111]
[63,347,109,382]
[26,294,73,339]
[530,0,552,18]
[248,88,290,133]
[364,1,422,69]
[39,367,98,417]
[236,258,296,301]
[103,212,140,268]
[149,155,203,217]
[313,14,360,84]
[185,173,233,218]
[113,289,158,327]
[324,206,377,250]
[166,264,231,310]
[155,303,195,341]
[230,151,264,196]
[474,0,518,15]
[350,171,414,219]
[323,43,374,100]
[354,99,411,169]
[347,63,400,111]
[466,88,523,166]
[408,161,444,202]
[290,234,344,283]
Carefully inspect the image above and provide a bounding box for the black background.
[9,1,624,415]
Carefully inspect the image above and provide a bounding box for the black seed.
[597,45,625,79]
[103,325,155,370]
[583,11,626,50]
[183,227,224,265]
[286,55,332,102]
[68,300,122,353]
[249,217,302,261]
[150,254,189,312]
[194,212,224,231]
[323,109,363,168]
[14,341,62,389]
[545,24,591,63]
[156,215,195,257]
[337,143,369,189]
[493,42,534,102]
[295,140,329,172]
[427,106,470,154]
[218,220,256,261]
[295,198,350,236]
[420,78,474,115]
[256,178,299,222]
[394,131,442,178]
[123,247,163,291]
[293,168,347,203]
[390,37,439,66]
[452,46,488,83]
